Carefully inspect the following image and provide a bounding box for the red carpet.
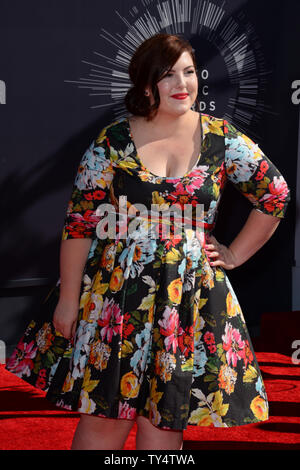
[1,312,300,450]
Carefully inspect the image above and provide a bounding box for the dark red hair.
[124,33,199,120]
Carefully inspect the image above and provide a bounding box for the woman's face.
[147,50,198,117]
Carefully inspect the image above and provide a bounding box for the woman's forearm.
[59,238,93,303]
[228,209,281,268]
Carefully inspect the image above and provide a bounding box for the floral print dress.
[5,113,290,430]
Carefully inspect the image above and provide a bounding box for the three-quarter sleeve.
[223,118,290,218]
[61,128,115,240]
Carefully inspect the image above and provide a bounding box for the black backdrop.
[0,0,298,350]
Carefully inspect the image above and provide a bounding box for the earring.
[144,90,150,96]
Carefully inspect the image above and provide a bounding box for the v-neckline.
[126,112,204,179]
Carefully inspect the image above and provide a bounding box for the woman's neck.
[141,110,199,138]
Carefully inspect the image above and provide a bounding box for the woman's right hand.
[52,298,79,341]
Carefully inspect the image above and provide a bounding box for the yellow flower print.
[61,371,75,393]
[215,268,225,282]
[28,319,36,329]
[144,379,162,426]
[198,298,208,310]
[109,266,125,292]
[204,115,224,136]
[118,159,139,173]
[201,259,215,289]
[108,144,119,162]
[79,273,93,313]
[218,364,237,395]
[92,270,109,296]
[77,199,93,212]
[35,322,55,354]
[120,371,140,399]
[151,192,168,207]
[78,390,96,414]
[189,389,229,426]
[164,248,181,264]
[139,171,163,182]
[188,407,214,426]
[149,400,162,426]
[250,395,268,421]
[212,390,229,417]
[155,351,176,383]
[121,340,134,358]
[79,290,91,315]
[95,127,107,143]
[148,303,155,324]
[243,365,258,383]
[82,291,104,323]
[212,182,220,199]
[167,278,183,304]
[149,377,163,405]
[193,309,205,343]
[101,243,116,272]
[138,292,156,324]
[80,270,111,322]
[226,291,242,317]
[82,367,100,393]
[89,340,111,371]
[181,356,194,372]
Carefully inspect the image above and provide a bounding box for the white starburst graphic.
[64,0,271,138]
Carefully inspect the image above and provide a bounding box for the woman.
[5,33,290,450]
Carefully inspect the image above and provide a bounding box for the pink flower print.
[269,176,289,199]
[158,306,184,354]
[118,401,137,420]
[260,176,290,212]
[69,210,101,229]
[98,298,122,342]
[6,339,38,377]
[222,322,246,367]
[185,167,210,192]
[171,167,209,194]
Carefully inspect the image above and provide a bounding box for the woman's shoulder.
[201,112,225,137]
[95,112,227,142]
[94,116,130,147]
[201,111,223,122]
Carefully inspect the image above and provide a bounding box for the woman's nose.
[175,73,186,87]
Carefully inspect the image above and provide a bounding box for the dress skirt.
[5,113,290,430]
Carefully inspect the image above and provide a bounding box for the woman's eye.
[164,70,195,78]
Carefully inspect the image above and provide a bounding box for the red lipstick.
[171,93,189,100]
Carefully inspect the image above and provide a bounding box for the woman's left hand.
[204,234,237,270]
